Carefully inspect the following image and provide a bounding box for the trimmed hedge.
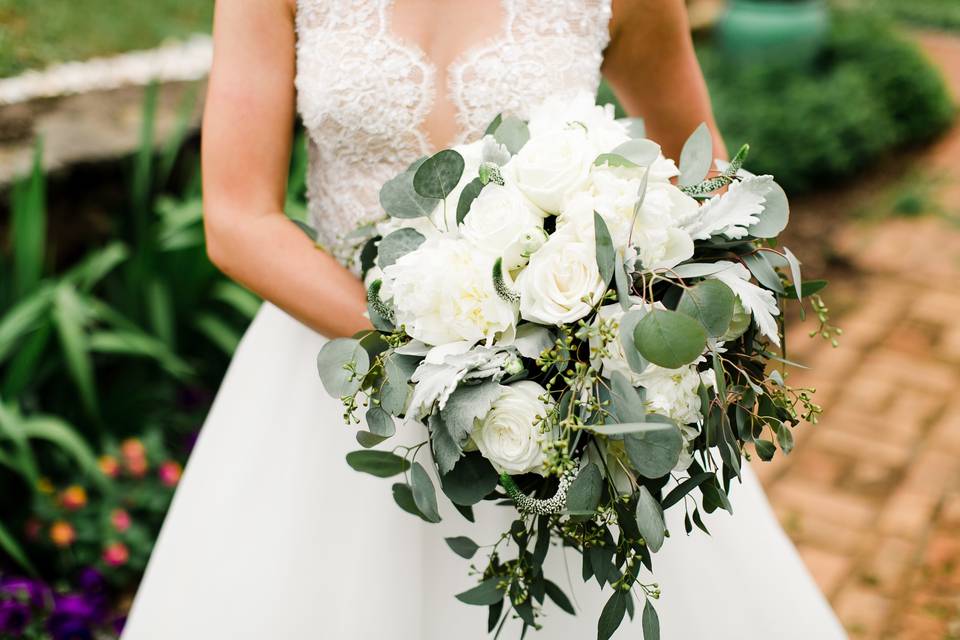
[699,13,955,193]
[600,13,955,194]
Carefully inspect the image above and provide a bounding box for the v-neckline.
[380,0,512,153]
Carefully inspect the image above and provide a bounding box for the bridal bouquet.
[316,93,831,639]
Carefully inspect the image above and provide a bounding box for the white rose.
[472,381,553,476]
[508,127,593,214]
[460,183,544,264]
[527,92,629,151]
[381,236,516,346]
[517,231,608,325]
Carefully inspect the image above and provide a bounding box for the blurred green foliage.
[701,13,955,193]
[0,0,213,78]
[869,0,960,31]
[599,12,955,195]
[0,84,268,581]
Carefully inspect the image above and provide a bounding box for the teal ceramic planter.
[717,0,830,66]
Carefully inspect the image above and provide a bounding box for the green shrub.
[600,12,955,195]
[869,0,960,32]
[696,13,955,193]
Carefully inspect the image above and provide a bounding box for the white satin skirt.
[122,302,847,639]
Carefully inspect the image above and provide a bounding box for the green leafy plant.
[0,84,266,583]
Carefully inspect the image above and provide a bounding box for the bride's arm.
[202,0,371,338]
[602,0,728,162]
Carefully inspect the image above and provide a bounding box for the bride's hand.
[200,0,371,339]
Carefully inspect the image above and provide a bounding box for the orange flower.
[120,438,146,461]
[50,521,76,548]
[158,461,182,487]
[103,541,129,567]
[60,485,87,510]
[126,455,149,478]
[98,455,120,478]
[110,508,132,533]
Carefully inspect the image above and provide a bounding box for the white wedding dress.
[122,1,847,638]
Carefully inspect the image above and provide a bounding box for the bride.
[122,1,847,638]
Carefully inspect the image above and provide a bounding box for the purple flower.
[76,568,106,595]
[47,618,94,640]
[0,576,48,608]
[0,599,30,636]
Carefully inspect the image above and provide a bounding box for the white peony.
[590,303,641,383]
[557,164,697,271]
[460,182,545,266]
[472,381,554,476]
[380,236,516,346]
[527,92,630,152]
[516,230,608,325]
[507,126,594,214]
[636,363,706,426]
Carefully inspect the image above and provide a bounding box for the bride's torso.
[294,0,612,267]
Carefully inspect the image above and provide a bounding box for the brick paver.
[758,31,960,640]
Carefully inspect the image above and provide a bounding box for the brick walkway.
[757,31,960,640]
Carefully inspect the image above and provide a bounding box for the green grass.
[0,0,213,78]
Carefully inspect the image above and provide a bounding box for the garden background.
[1,0,959,637]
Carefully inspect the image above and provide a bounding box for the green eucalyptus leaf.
[594,153,638,168]
[379,159,436,218]
[618,309,648,374]
[782,248,803,300]
[610,371,646,423]
[678,123,713,187]
[377,228,425,270]
[614,254,632,311]
[435,382,502,474]
[316,338,369,397]
[598,590,628,640]
[456,578,504,606]
[777,425,795,454]
[414,149,465,200]
[346,450,409,477]
[392,482,431,520]
[743,253,785,294]
[781,279,828,300]
[445,536,480,559]
[545,580,576,615]
[493,116,530,155]
[566,463,603,514]
[635,486,666,552]
[624,421,683,479]
[456,177,485,225]
[676,279,735,338]
[411,462,441,523]
[484,113,503,136]
[355,431,389,448]
[441,452,499,505]
[611,138,661,167]
[661,472,715,509]
[642,598,661,640]
[594,212,615,285]
[633,309,707,369]
[381,353,419,415]
[366,405,396,437]
[748,180,789,238]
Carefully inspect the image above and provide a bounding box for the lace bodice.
[295,0,613,268]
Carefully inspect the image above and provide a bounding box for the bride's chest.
[294,0,612,161]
